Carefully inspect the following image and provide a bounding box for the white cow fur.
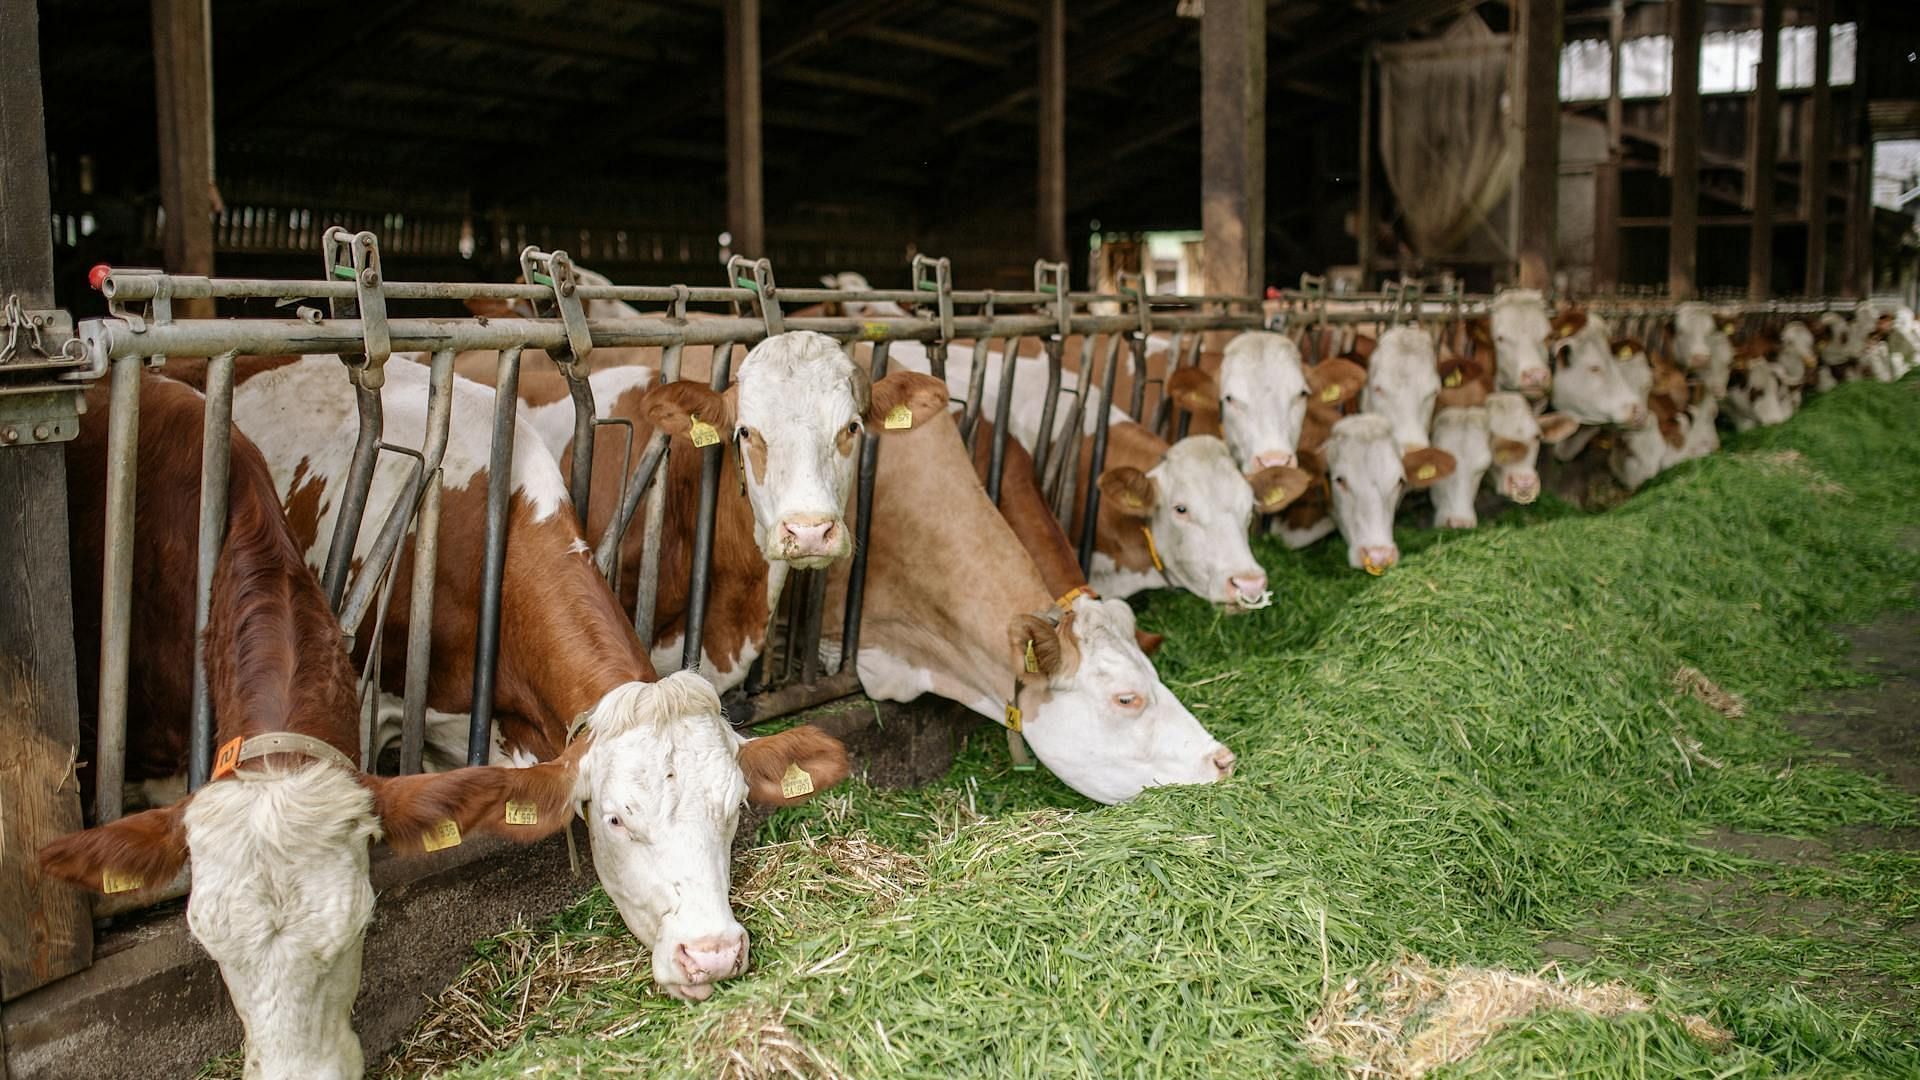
[1361,326,1441,450]
[1096,435,1271,609]
[1487,289,1554,396]
[1549,314,1644,431]
[1324,415,1410,570]
[1216,331,1310,471]
[1429,407,1493,529]
[1671,303,1734,399]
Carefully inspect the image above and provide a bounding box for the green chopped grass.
[405,379,1920,1079]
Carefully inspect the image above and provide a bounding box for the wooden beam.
[1358,47,1374,279]
[762,0,916,70]
[1515,0,1563,290]
[725,0,764,258]
[774,65,936,105]
[852,25,1010,66]
[1749,0,1780,298]
[1594,0,1624,288]
[1841,0,1870,296]
[1667,0,1702,298]
[1201,0,1265,297]
[406,12,662,65]
[1038,0,1066,263]
[1803,0,1831,294]
[151,0,215,319]
[0,0,92,1006]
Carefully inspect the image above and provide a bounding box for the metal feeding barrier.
[69,231,1864,860]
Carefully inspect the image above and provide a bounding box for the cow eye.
[734,426,749,442]
[1111,692,1143,710]
[1222,394,1234,405]
[1298,387,1310,398]
[845,420,862,436]
[1172,503,1189,516]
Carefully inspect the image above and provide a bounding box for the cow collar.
[212,731,357,780]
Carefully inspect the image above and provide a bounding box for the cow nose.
[674,931,748,983]
[1360,545,1399,574]
[1252,450,1296,470]
[779,517,839,556]
[1209,746,1237,778]
[1520,368,1551,389]
[1441,515,1476,529]
[1228,571,1268,603]
[1626,404,1648,427]
[1507,474,1540,503]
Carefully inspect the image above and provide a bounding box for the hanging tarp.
[1375,14,1519,258]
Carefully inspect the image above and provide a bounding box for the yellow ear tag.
[779,762,815,799]
[1616,346,1634,360]
[1443,370,1462,388]
[421,819,463,852]
[883,403,913,430]
[1184,392,1210,409]
[1320,384,1341,403]
[1121,492,1143,509]
[101,867,145,895]
[1003,703,1023,732]
[1141,526,1165,572]
[688,414,721,448]
[1415,464,1437,481]
[504,800,539,826]
[1024,639,1039,674]
[1557,324,1574,339]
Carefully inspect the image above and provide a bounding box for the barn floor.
[359,379,1920,1079]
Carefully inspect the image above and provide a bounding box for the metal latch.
[0,294,85,371]
[0,388,84,446]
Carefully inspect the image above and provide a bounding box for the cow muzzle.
[1518,368,1551,397]
[660,926,749,1002]
[1226,571,1272,610]
[1503,472,1540,504]
[774,515,846,566]
[1359,545,1399,575]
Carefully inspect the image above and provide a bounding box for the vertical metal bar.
[320,382,382,612]
[1357,47,1373,284]
[1031,335,1066,482]
[839,340,888,673]
[187,349,236,791]
[632,340,684,640]
[400,348,456,776]
[1149,330,1185,435]
[682,342,735,672]
[565,371,596,527]
[960,335,995,450]
[987,336,1022,504]
[96,355,144,824]
[1175,332,1203,440]
[798,568,829,683]
[467,345,523,767]
[1077,335,1123,574]
[1126,334,1149,427]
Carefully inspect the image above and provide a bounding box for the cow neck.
[829,412,1053,721]
[970,419,1088,601]
[1072,420,1169,577]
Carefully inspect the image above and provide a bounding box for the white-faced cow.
[1546,310,1647,463]
[1671,302,1736,400]
[1484,391,1577,507]
[1360,326,1442,451]
[1321,414,1455,572]
[1485,288,1555,398]
[1428,406,1494,529]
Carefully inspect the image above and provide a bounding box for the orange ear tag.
[421,819,463,852]
[101,867,145,895]
[884,403,913,430]
[1415,464,1437,481]
[1320,384,1341,403]
[780,762,815,799]
[688,414,720,448]
[1141,526,1165,572]
[212,736,243,780]
[1054,585,1094,610]
[504,800,539,826]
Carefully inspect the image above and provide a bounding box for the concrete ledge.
[1,693,976,1078]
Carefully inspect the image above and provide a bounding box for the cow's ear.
[1403,447,1456,489]
[1165,367,1219,413]
[1249,464,1313,513]
[38,803,189,896]
[1307,358,1366,407]
[819,275,839,288]
[366,748,586,854]
[738,725,851,808]
[1133,629,1165,656]
[1536,412,1580,444]
[643,380,734,443]
[865,371,949,433]
[1097,466,1157,519]
[1348,334,1377,364]
[1007,612,1077,688]
[1491,437,1530,466]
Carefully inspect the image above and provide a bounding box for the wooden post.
[1748,0,1780,299]
[1514,0,1563,290]
[724,0,765,258]
[151,0,215,320]
[1201,0,1265,298]
[1841,1,1871,297]
[1803,0,1832,295]
[1357,47,1373,284]
[1037,0,1066,265]
[1593,0,1623,288]
[1667,0,1702,299]
[0,0,93,1005]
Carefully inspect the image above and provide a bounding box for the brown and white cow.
[172,354,851,1003]
[44,373,600,1079]
[1483,391,1578,507]
[1360,326,1444,451]
[1546,310,1648,463]
[1320,414,1455,571]
[1482,288,1556,399]
[1671,302,1736,400]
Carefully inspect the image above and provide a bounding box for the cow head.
[1323,414,1454,571]
[1485,391,1576,506]
[1671,302,1734,398]
[1361,326,1442,450]
[644,331,947,567]
[1428,406,1493,529]
[820,271,908,317]
[1205,331,1314,471]
[1008,596,1234,804]
[1724,353,1795,431]
[465,265,648,322]
[1095,436,1274,609]
[1548,312,1645,427]
[1488,288,1554,398]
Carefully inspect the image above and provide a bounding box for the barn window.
[1559,22,1855,102]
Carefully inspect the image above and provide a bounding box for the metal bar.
[681,342,735,672]
[986,336,1021,504]
[595,437,667,580]
[1077,334,1123,574]
[631,339,685,641]
[320,381,382,612]
[565,368,596,525]
[95,355,143,824]
[798,568,830,684]
[1030,335,1065,482]
[839,339,888,674]
[1175,331,1203,440]
[960,334,995,450]
[1045,335,1097,511]
[744,669,862,727]
[186,350,236,790]
[399,348,455,775]
[467,346,523,766]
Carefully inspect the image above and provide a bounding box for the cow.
[1671,302,1736,400]
[820,407,1236,804]
[1167,332,1365,474]
[171,353,853,1003]
[1546,310,1648,464]
[1428,406,1494,529]
[42,373,610,1079]
[1359,326,1443,451]
[1723,347,1797,431]
[1484,391,1578,507]
[1485,288,1555,398]
[1320,414,1455,572]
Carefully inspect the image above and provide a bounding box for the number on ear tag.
[884,403,913,430]
[688,415,721,448]
[101,867,145,895]
[421,819,463,852]
[212,736,243,780]
[1023,639,1039,674]
[1003,703,1023,732]
[504,800,539,826]
[780,762,815,799]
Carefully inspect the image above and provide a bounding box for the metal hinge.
[0,293,85,371]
